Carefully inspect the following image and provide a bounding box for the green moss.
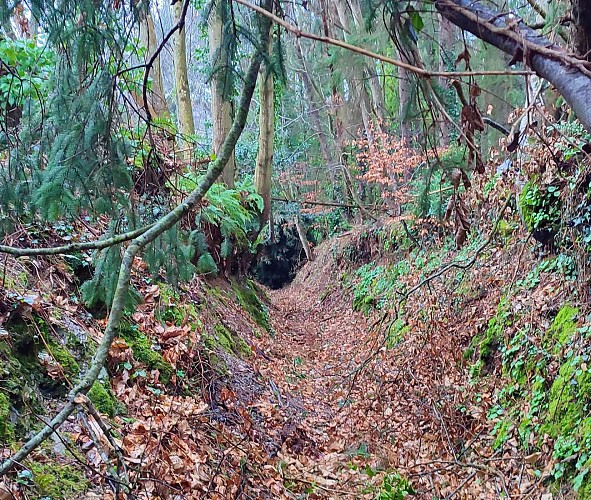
[88,381,117,417]
[0,391,14,441]
[546,305,579,350]
[233,280,271,332]
[497,219,518,239]
[119,324,173,385]
[466,297,511,375]
[543,356,591,437]
[579,473,591,498]
[46,339,80,377]
[29,461,89,498]
[205,323,252,358]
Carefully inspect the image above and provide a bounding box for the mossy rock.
[0,391,14,441]
[88,381,118,417]
[205,323,252,358]
[232,280,271,332]
[543,356,591,437]
[28,461,89,498]
[546,305,579,352]
[497,219,518,239]
[466,297,512,375]
[46,338,80,378]
[118,324,173,385]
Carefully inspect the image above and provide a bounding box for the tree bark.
[209,0,236,187]
[293,37,333,167]
[398,63,413,146]
[435,0,591,132]
[333,0,379,139]
[254,33,274,226]
[172,0,195,160]
[438,15,456,145]
[366,64,387,124]
[295,211,313,261]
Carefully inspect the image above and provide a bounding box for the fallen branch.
[271,196,387,211]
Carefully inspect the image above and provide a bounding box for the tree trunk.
[294,37,334,167]
[139,8,170,119]
[366,64,387,124]
[254,34,274,226]
[333,0,377,139]
[398,63,412,146]
[435,0,591,132]
[209,0,236,187]
[172,0,195,161]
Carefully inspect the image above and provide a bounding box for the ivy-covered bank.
[331,215,591,498]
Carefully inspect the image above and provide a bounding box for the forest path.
[253,255,399,497]
[250,243,509,498]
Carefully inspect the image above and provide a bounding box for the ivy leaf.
[410,10,424,32]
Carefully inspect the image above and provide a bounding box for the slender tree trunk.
[294,38,333,167]
[139,8,170,119]
[366,64,387,124]
[333,0,375,139]
[295,211,313,261]
[398,63,412,146]
[438,15,455,145]
[336,0,387,133]
[172,0,195,161]
[209,0,236,187]
[254,33,274,226]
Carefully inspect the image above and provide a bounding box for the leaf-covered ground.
[0,216,586,499]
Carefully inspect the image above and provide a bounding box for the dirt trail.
[259,257,381,496]
[251,240,513,499]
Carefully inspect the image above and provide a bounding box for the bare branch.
[235,0,534,79]
[0,224,153,256]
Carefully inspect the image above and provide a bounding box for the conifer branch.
[0,0,273,475]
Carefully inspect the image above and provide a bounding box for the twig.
[77,410,119,493]
[271,197,387,211]
[84,398,130,486]
[445,470,479,499]
[341,194,513,405]
[404,194,513,298]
